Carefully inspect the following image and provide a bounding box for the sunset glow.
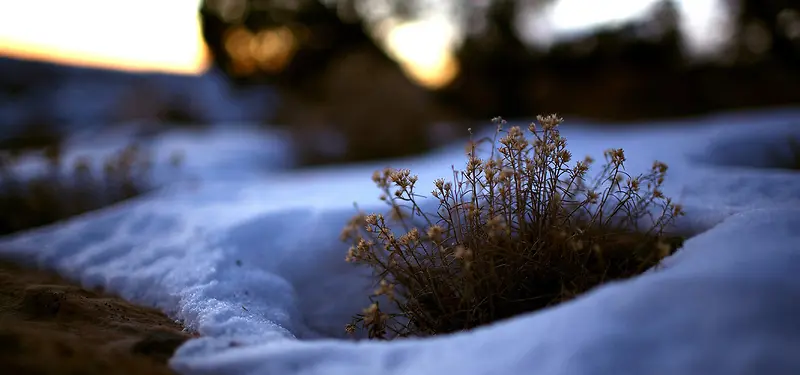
[383,19,460,89]
[0,0,210,75]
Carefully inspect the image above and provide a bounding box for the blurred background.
[1,0,799,165]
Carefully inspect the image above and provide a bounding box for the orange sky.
[0,0,210,75]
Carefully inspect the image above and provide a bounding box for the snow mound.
[0,109,799,375]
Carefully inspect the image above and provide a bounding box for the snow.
[1,108,800,375]
[2,123,296,187]
[63,123,298,181]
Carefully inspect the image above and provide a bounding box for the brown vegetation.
[341,115,685,339]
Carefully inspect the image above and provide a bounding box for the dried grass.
[341,114,685,339]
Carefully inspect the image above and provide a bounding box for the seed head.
[604,148,626,165]
[374,279,396,299]
[453,245,473,260]
[652,161,668,174]
[426,225,445,242]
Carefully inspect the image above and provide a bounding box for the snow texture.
[2,123,296,187]
[1,108,799,375]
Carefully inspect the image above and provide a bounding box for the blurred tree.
[440,0,538,119]
[440,0,690,120]
[199,0,463,165]
[201,0,374,87]
[724,0,800,65]
[199,0,800,148]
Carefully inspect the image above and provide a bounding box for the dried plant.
[342,114,685,339]
[0,143,180,235]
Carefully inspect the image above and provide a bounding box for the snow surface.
[3,123,296,187]
[1,108,800,375]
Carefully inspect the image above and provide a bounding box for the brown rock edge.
[0,259,197,375]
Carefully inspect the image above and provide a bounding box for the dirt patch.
[0,259,196,375]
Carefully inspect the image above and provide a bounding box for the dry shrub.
[0,143,177,235]
[341,114,686,340]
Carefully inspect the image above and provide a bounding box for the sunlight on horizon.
[0,0,210,75]
[382,18,460,89]
[520,0,728,54]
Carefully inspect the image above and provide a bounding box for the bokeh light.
[223,26,299,76]
[382,19,460,89]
